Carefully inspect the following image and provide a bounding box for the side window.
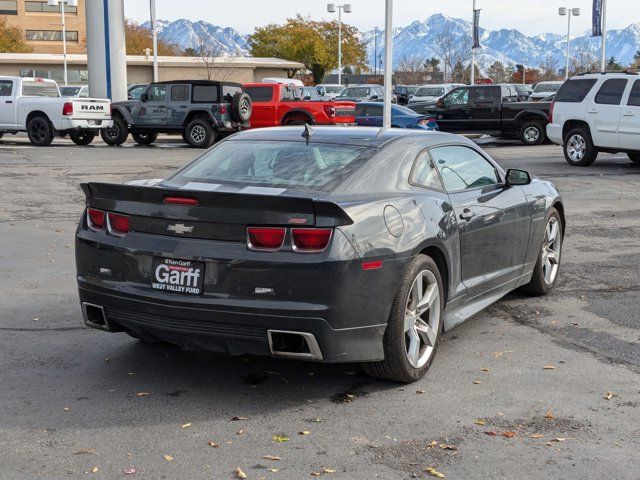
[595,79,628,105]
[431,145,500,192]
[244,86,273,102]
[446,88,470,106]
[0,80,13,97]
[474,88,496,104]
[170,84,189,102]
[146,85,167,102]
[628,80,640,107]
[281,86,297,101]
[192,85,218,103]
[410,151,443,190]
[222,85,242,102]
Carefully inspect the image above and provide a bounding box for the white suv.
[547,72,640,166]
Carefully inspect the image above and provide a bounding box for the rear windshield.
[555,79,597,103]
[22,81,60,97]
[60,86,81,96]
[169,140,376,192]
[245,86,273,102]
[339,87,370,97]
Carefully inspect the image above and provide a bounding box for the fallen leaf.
[474,419,485,426]
[268,468,279,473]
[439,444,458,450]
[162,454,174,462]
[472,380,482,384]
[91,467,98,473]
[501,431,517,438]
[484,431,498,436]
[494,350,514,358]
[123,467,136,475]
[207,441,219,448]
[273,435,289,443]
[63,407,70,411]
[323,468,336,473]
[181,422,192,428]
[311,473,322,477]
[544,411,555,419]
[136,392,149,397]
[427,440,438,448]
[235,467,247,479]
[73,449,97,455]
[236,429,245,436]
[231,416,249,421]
[550,437,567,443]
[481,368,490,372]
[262,455,281,461]
[299,430,311,436]
[543,365,557,370]
[426,466,446,478]
[416,390,426,394]
[604,392,617,400]
[529,434,544,439]
[310,418,323,423]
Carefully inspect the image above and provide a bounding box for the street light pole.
[600,0,607,72]
[559,7,580,80]
[150,0,159,82]
[374,27,378,78]
[48,0,77,86]
[471,0,476,86]
[383,0,393,129]
[327,3,351,85]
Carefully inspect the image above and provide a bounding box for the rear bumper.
[78,282,386,363]
[60,118,113,131]
[546,123,562,145]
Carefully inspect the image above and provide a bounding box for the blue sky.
[125,0,633,36]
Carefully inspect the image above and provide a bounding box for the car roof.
[574,71,639,79]
[153,80,242,87]
[226,126,464,149]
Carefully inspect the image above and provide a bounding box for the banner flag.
[473,9,481,48]
[592,0,603,37]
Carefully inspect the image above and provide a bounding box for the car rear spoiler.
[80,182,353,227]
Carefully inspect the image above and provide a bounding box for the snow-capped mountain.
[141,16,640,71]
[363,14,640,72]
[141,19,249,56]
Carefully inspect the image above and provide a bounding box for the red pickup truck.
[243,83,356,128]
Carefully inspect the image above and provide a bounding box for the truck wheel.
[185,118,214,148]
[230,92,252,123]
[100,115,129,146]
[628,153,640,164]
[68,131,96,146]
[563,127,598,166]
[520,121,545,146]
[131,132,158,146]
[27,115,54,146]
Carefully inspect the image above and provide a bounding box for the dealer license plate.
[152,258,204,295]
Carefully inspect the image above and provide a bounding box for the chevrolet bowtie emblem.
[167,223,194,234]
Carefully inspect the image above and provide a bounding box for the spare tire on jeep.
[230,92,252,123]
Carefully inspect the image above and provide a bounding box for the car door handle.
[4,100,12,103]
[459,209,476,221]
[622,111,635,117]
[588,108,598,114]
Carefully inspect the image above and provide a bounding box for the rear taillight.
[324,106,336,118]
[107,212,130,235]
[87,208,105,229]
[247,227,286,251]
[292,228,333,252]
[549,101,555,123]
[219,105,227,114]
[164,196,199,206]
[62,102,73,116]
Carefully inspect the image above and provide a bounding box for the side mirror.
[505,169,532,187]
[140,93,148,102]
[370,95,378,100]
[304,95,311,101]
[436,99,444,108]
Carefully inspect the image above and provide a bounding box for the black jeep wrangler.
[101,80,252,148]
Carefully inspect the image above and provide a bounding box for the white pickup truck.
[0,76,112,146]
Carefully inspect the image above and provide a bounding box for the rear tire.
[563,127,598,166]
[521,208,563,296]
[69,130,96,146]
[628,152,640,164]
[362,254,444,383]
[185,118,214,148]
[101,115,129,146]
[131,132,158,146]
[519,121,545,146]
[27,115,54,146]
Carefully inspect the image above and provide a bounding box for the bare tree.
[192,29,231,81]
[395,55,428,84]
[432,28,471,82]
[570,44,599,76]
[538,54,561,81]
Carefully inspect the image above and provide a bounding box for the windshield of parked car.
[339,87,370,98]
[169,140,376,192]
[60,86,81,96]
[323,86,344,94]
[416,87,445,97]
[534,83,562,93]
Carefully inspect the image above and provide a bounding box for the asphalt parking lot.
[1,135,639,479]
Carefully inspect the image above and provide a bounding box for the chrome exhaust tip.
[81,302,110,331]
[267,330,323,361]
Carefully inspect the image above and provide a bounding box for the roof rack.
[576,70,639,76]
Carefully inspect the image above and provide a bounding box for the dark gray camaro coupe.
[76,127,564,382]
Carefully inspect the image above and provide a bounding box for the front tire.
[628,152,640,164]
[27,115,54,146]
[68,130,96,146]
[520,121,545,146]
[564,128,598,166]
[100,115,129,146]
[362,255,444,383]
[131,132,158,146]
[521,208,563,295]
[184,118,214,148]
